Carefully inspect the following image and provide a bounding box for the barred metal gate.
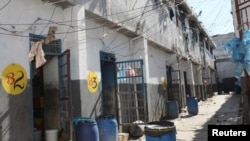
[116,59,147,125]
[58,49,73,140]
[167,69,181,101]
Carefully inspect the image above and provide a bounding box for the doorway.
[32,65,45,138]
[100,51,117,117]
[30,34,73,140]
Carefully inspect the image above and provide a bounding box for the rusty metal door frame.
[58,49,73,140]
[166,69,184,109]
[235,0,250,38]
[116,59,147,125]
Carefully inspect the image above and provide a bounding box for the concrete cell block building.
[0,0,216,140]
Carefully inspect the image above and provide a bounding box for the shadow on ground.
[191,93,243,141]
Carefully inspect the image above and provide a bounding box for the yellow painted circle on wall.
[1,64,28,95]
[162,78,167,90]
[87,71,99,93]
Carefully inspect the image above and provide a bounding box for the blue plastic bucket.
[97,115,118,141]
[186,97,198,115]
[167,100,179,119]
[145,121,176,141]
[73,117,99,141]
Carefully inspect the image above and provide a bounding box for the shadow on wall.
[0,83,33,141]
[76,0,104,13]
[71,79,102,118]
[150,84,167,121]
[89,91,102,118]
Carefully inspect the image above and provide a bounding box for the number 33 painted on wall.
[87,71,99,93]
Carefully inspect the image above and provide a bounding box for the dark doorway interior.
[100,51,117,117]
[32,65,45,140]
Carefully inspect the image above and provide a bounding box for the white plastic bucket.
[45,129,58,141]
[35,130,41,141]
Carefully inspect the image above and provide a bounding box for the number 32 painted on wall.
[2,64,28,95]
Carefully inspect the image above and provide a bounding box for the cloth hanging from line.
[29,40,46,68]
[45,26,57,44]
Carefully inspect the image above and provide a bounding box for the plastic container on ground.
[167,100,179,119]
[145,121,176,141]
[73,117,99,141]
[34,130,41,141]
[97,115,118,141]
[186,97,199,115]
[45,129,58,141]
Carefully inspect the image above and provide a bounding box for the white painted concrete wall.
[147,44,175,84]
[0,0,217,135]
[0,0,73,78]
[213,33,236,82]
[0,0,215,99]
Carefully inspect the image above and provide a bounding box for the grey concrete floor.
[128,93,243,141]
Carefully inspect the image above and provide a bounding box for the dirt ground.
[169,93,242,141]
[128,93,243,141]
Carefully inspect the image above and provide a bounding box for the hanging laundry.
[126,67,135,77]
[45,26,57,44]
[29,41,46,68]
[117,66,126,81]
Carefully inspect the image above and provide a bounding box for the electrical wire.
[0,0,11,11]
[188,0,234,36]
[39,6,57,35]
[72,7,168,50]
[63,6,74,41]
[43,7,164,47]
[208,0,224,31]
[0,4,157,26]
[0,4,160,37]
[0,1,208,61]
[0,1,183,36]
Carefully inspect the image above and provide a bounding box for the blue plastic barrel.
[73,117,99,141]
[97,115,118,141]
[186,97,198,115]
[145,121,176,141]
[167,100,179,119]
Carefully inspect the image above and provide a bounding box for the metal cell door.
[167,69,185,110]
[58,49,73,140]
[116,59,147,125]
[167,69,181,100]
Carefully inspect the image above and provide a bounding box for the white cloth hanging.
[29,41,46,68]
